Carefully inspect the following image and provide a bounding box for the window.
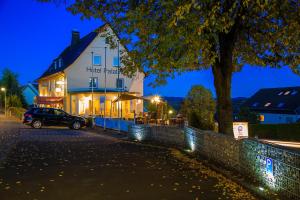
[116,78,124,89]
[284,91,290,95]
[89,77,98,88]
[264,102,271,107]
[93,55,101,65]
[58,58,63,68]
[278,91,283,95]
[105,37,109,44]
[54,61,57,69]
[113,56,119,67]
[277,102,285,108]
[252,102,259,107]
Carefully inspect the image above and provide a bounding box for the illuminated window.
[93,55,101,65]
[278,91,283,95]
[116,78,124,89]
[89,77,98,88]
[264,102,271,107]
[284,91,290,95]
[113,57,119,67]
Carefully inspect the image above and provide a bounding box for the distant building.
[36,24,144,117]
[22,83,39,106]
[243,87,300,124]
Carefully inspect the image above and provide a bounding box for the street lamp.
[1,87,6,116]
[151,95,161,124]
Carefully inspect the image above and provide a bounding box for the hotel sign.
[86,67,119,74]
[233,122,248,139]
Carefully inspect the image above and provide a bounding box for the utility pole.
[117,40,121,132]
[91,51,94,117]
[104,47,107,131]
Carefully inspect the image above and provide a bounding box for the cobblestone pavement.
[0,116,257,200]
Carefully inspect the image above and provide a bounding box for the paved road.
[0,116,257,200]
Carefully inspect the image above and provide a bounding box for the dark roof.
[31,83,38,91]
[242,87,300,114]
[232,97,248,114]
[38,24,110,80]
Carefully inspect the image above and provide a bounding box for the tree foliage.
[39,0,300,135]
[237,107,259,124]
[0,68,27,108]
[181,85,216,130]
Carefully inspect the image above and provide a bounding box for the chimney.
[71,30,80,46]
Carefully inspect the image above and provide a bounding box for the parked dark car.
[23,108,87,130]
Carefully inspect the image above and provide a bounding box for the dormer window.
[284,91,290,95]
[264,102,271,107]
[58,58,63,68]
[54,61,57,70]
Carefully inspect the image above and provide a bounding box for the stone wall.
[128,124,300,200]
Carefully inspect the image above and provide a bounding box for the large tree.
[40,0,300,136]
[0,68,27,107]
[181,85,216,130]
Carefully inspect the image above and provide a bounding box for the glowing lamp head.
[1,87,5,92]
[168,110,173,114]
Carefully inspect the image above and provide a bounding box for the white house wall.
[64,27,144,94]
[260,113,300,124]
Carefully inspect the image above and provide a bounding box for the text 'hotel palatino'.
[36,24,144,119]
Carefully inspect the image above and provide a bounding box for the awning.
[113,93,145,103]
[36,96,64,105]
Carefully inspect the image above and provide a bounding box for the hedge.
[249,123,300,141]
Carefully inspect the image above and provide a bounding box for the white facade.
[65,26,143,94]
[38,25,144,118]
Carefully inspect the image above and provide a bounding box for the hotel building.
[36,24,144,118]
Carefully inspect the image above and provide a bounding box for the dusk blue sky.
[1,0,300,98]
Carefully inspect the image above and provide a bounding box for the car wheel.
[72,121,81,130]
[32,120,42,129]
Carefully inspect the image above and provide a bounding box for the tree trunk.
[212,63,233,136]
[212,33,235,136]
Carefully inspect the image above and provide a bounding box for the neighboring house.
[242,87,300,124]
[22,83,39,106]
[36,24,144,118]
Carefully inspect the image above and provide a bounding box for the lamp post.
[1,87,6,116]
[151,95,160,124]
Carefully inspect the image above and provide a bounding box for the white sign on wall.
[233,122,248,139]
